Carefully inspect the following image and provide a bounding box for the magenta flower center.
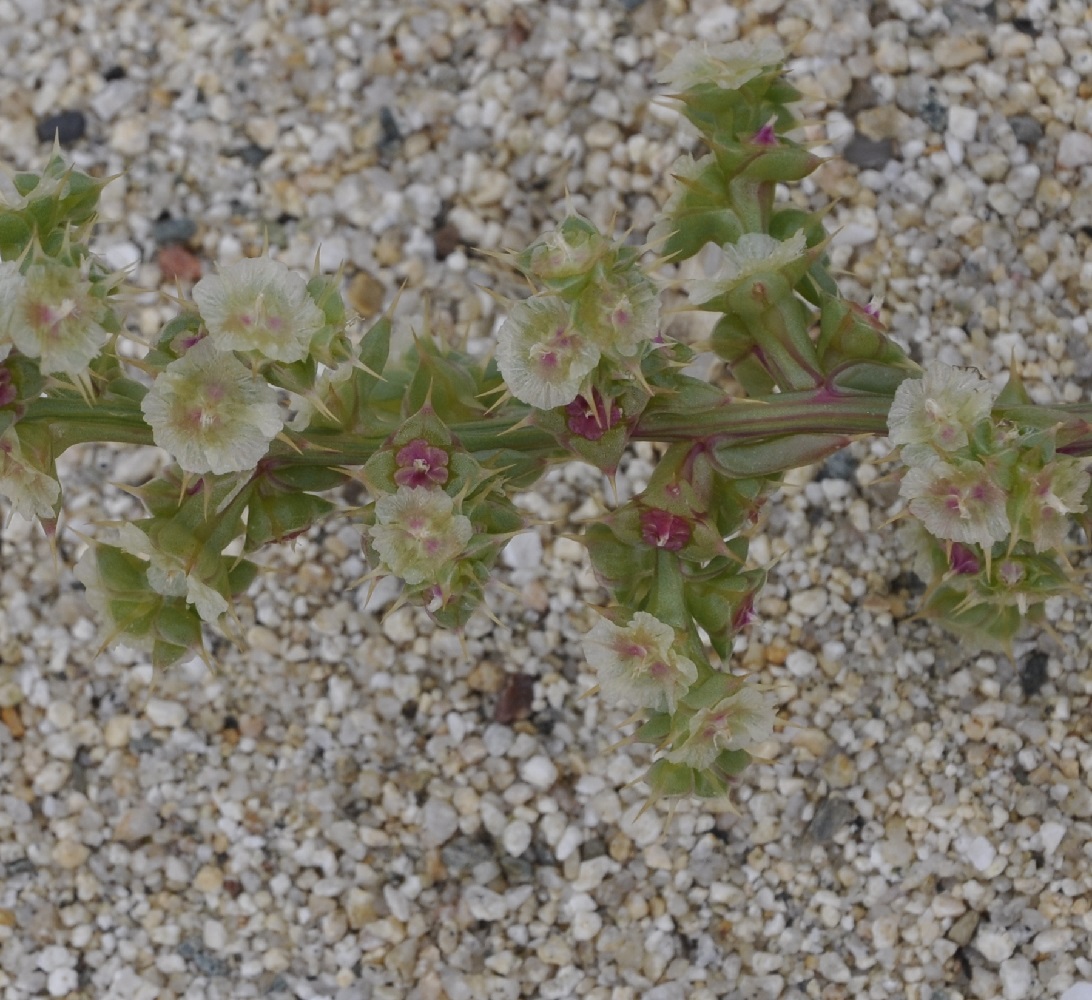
[565,388,622,441]
[640,509,692,551]
[394,438,450,488]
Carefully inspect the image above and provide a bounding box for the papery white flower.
[900,457,1010,550]
[688,231,808,305]
[667,685,776,770]
[370,486,474,586]
[0,426,60,520]
[2,257,110,376]
[496,297,600,410]
[658,37,785,93]
[193,257,325,363]
[1022,458,1090,552]
[140,338,283,475]
[583,611,698,714]
[575,268,660,357]
[113,523,228,624]
[888,364,998,456]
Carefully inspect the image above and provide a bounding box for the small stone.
[152,216,198,246]
[47,968,78,997]
[1039,820,1065,855]
[102,241,141,272]
[33,761,71,796]
[963,835,997,872]
[464,885,507,921]
[433,222,462,261]
[571,909,602,942]
[114,806,161,842]
[1008,115,1043,146]
[999,958,1033,1000]
[785,650,817,677]
[1,705,25,739]
[145,699,187,729]
[420,797,459,847]
[194,865,224,893]
[1057,132,1092,169]
[46,702,76,730]
[933,37,987,69]
[494,674,535,724]
[520,755,558,790]
[158,245,202,282]
[503,819,533,856]
[844,133,896,170]
[947,106,979,143]
[976,926,1015,963]
[502,531,543,570]
[948,910,980,946]
[806,797,857,842]
[789,589,827,618]
[103,715,132,748]
[52,839,90,869]
[347,271,386,318]
[203,919,226,951]
[344,888,378,929]
[110,118,149,156]
[36,110,86,146]
[467,659,505,694]
[555,825,582,861]
[818,952,851,983]
[1062,986,1092,1000]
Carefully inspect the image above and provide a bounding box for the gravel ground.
[2,1,1092,998]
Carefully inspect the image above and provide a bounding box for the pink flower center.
[640,509,692,551]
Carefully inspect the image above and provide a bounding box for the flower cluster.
[496,216,660,414]
[890,363,1090,650]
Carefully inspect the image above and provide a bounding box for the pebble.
[35,109,86,146]
[976,927,1015,963]
[51,840,89,869]
[519,755,558,790]
[114,806,160,842]
[144,699,187,729]
[1062,986,1092,1000]
[1057,132,1092,169]
[785,649,818,678]
[503,819,532,857]
[963,835,997,872]
[33,761,70,796]
[999,957,1034,999]
[103,715,132,748]
[47,968,79,997]
[420,797,460,847]
[464,886,507,922]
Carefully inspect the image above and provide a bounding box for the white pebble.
[554,825,582,862]
[502,531,543,570]
[203,919,226,951]
[1039,821,1065,855]
[47,968,79,997]
[37,946,75,972]
[503,820,533,856]
[114,806,161,842]
[785,650,818,678]
[145,699,187,729]
[464,886,507,922]
[963,834,996,871]
[999,957,1034,999]
[976,927,1015,963]
[420,798,459,847]
[101,241,141,272]
[947,106,978,142]
[1057,131,1092,168]
[46,702,76,730]
[571,909,602,942]
[32,761,70,796]
[1062,986,1092,1000]
[519,755,558,790]
[789,588,827,618]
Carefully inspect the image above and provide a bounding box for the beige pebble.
[52,839,90,869]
